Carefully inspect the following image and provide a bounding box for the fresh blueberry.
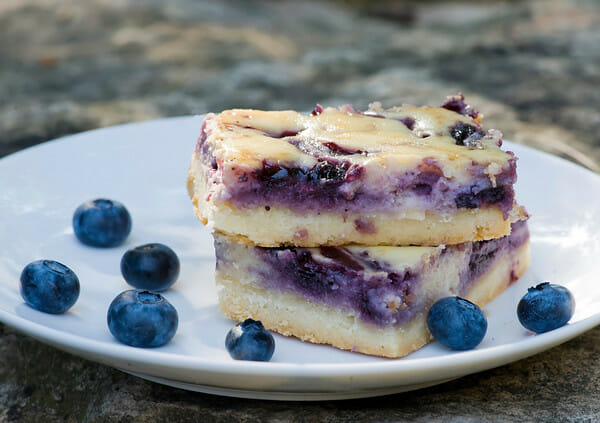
[120,243,180,291]
[517,282,575,333]
[73,199,132,247]
[107,290,178,348]
[20,260,80,314]
[427,296,487,350]
[225,319,275,361]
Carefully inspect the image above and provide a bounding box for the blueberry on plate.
[120,243,180,291]
[517,282,575,334]
[107,290,178,348]
[225,319,275,362]
[20,260,80,314]
[73,199,132,247]
[427,296,487,350]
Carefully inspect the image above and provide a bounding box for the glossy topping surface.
[202,102,508,171]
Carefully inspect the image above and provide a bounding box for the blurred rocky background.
[1,0,600,421]
[1,0,599,169]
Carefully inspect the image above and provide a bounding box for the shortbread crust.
[188,98,525,247]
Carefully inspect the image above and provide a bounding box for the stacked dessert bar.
[188,95,530,358]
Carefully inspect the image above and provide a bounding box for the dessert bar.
[188,96,526,247]
[214,221,530,358]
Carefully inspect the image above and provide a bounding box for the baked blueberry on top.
[188,95,527,247]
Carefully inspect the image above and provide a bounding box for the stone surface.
[1,0,600,421]
[1,0,599,169]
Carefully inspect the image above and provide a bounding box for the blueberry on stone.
[73,199,132,247]
[517,282,575,334]
[20,260,80,314]
[120,243,180,291]
[107,290,178,348]
[225,319,275,361]
[427,296,487,350]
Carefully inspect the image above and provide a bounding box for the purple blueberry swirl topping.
[197,103,517,216]
[312,104,324,116]
[441,93,480,120]
[399,117,416,130]
[248,245,421,327]
[214,222,529,328]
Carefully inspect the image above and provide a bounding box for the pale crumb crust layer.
[188,164,527,247]
[216,241,530,358]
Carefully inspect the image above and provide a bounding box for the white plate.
[1,117,599,401]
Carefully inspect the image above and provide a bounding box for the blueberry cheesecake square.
[188,95,527,247]
[214,221,530,358]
